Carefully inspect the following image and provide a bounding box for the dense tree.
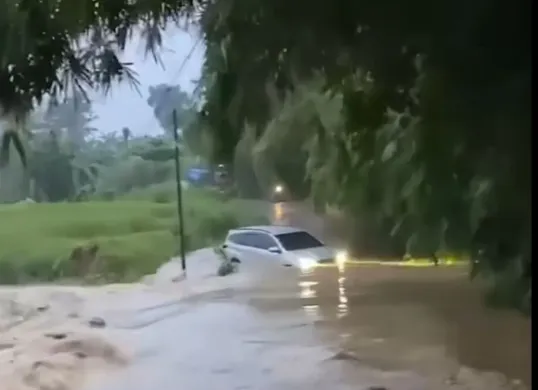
[34,91,98,149]
[0,0,531,312]
[121,127,131,147]
[147,84,192,131]
[0,0,204,115]
[197,0,531,312]
[29,131,76,201]
[0,0,205,164]
[146,83,204,155]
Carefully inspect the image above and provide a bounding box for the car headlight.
[335,251,348,266]
[274,185,283,194]
[298,257,317,271]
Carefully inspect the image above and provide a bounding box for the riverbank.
[0,248,244,390]
[0,285,133,390]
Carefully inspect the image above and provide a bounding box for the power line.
[169,36,202,85]
[133,37,203,135]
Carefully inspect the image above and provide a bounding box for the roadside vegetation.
[0,0,530,313]
[0,190,266,284]
[0,95,267,283]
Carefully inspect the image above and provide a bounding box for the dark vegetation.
[0,85,267,284]
[0,0,531,313]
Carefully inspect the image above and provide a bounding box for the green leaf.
[381,140,396,162]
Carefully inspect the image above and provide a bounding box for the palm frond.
[0,0,208,117]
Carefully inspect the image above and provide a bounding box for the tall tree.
[35,92,98,149]
[121,127,132,147]
[147,84,193,132]
[146,83,203,155]
[0,0,201,164]
[0,0,531,312]
[198,0,531,312]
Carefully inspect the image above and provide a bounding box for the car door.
[224,232,256,261]
[224,231,281,266]
[248,232,283,264]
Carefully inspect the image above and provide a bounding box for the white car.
[221,225,347,271]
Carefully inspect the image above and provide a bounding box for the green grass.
[0,189,268,284]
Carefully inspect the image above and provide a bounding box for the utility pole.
[172,109,187,272]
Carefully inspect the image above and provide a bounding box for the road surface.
[87,249,432,390]
[83,202,529,390]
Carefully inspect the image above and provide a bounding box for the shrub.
[92,157,175,197]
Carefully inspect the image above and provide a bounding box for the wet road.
[89,250,431,390]
[88,251,447,390]
[94,301,429,390]
[270,202,531,387]
[88,202,530,390]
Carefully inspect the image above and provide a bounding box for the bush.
[0,190,268,284]
[92,156,175,197]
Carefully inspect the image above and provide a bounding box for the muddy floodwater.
[247,264,531,388]
[264,202,532,387]
[77,247,531,390]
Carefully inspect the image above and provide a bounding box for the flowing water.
[296,266,529,384]
[2,200,529,390]
[264,202,532,387]
[76,202,531,390]
[80,247,530,390]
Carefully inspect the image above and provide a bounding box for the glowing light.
[298,257,317,271]
[335,250,348,270]
[274,202,283,221]
[337,276,348,318]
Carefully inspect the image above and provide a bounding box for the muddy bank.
[0,248,243,390]
[0,285,134,390]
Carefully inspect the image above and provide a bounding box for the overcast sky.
[90,27,204,136]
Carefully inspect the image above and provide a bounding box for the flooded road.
[91,249,529,390]
[266,202,532,387]
[247,265,531,387]
[85,202,530,390]
[91,251,434,390]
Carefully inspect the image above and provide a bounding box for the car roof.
[229,225,304,236]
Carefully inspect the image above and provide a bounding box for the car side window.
[242,233,260,248]
[250,233,277,250]
[228,233,248,245]
[229,231,277,250]
[227,232,255,247]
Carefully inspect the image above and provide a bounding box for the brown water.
[83,245,530,390]
[254,202,533,387]
[251,264,531,387]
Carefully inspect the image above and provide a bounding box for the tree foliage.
[198,0,531,312]
[147,83,204,155]
[0,128,185,203]
[34,91,98,149]
[0,0,205,164]
[0,0,531,312]
[0,0,205,116]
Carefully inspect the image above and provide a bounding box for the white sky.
[90,27,204,136]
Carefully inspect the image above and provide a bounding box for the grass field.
[0,189,268,284]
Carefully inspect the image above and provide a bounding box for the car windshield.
[275,231,323,251]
